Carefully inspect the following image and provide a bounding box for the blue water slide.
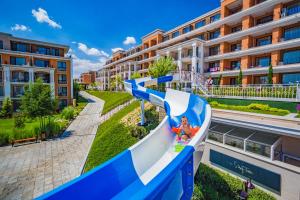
[37,75,211,200]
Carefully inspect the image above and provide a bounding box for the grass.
[84,101,140,172]
[208,98,298,113]
[87,90,133,114]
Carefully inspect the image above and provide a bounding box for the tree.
[111,75,123,91]
[73,81,80,100]
[268,65,273,85]
[131,72,142,79]
[217,74,222,86]
[238,69,243,85]
[148,56,176,78]
[21,78,57,137]
[0,97,13,118]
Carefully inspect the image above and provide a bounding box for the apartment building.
[79,71,96,85]
[0,32,73,108]
[97,0,300,90]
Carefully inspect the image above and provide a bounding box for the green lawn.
[0,96,89,146]
[208,98,297,113]
[86,90,133,114]
[84,101,139,172]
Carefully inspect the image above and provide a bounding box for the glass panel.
[16,43,28,52]
[0,40,3,49]
[35,59,50,68]
[210,13,220,23]
[58,74,67,84]
[12,72,29,82]
[10,57,26,65]
[232,25,242,33]
[208,131,223,143]
[284,26,300,40]
[286,3,300,16]
[182,26,193,34]
[282,73,300,84]
[257,15,273,25]
[57,61,67,71]
[256,36,272,46]
[246,141,271,158]
[172,31,180,38]
[225,135,244,149]
[195,20,206,29]
[283,50,300,64]
[256,57,271,67]
[230,61,241,70]
[210,29,220,39]
[58,87,67,96]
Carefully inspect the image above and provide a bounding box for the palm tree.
[148,56,176,78]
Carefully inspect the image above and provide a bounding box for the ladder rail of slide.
[37,75,211,200]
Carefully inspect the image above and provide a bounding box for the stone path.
[0,91,104,200]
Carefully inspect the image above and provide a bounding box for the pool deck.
[212,109,300,137]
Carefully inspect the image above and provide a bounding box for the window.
[231,43,241,51]
[285,2,300,16]
[230,61,241,70]
[172,31,180,38]
[283,50,300,64]
[284,26,300,40]
[58,74,67,84]
[256,15,273,25]
[209,29,220,39]
[58,87,67,96]
[208,61,220,72]
[0,40,3,49]
[12,85,25,98]
[34,59,50,68]
[198,34,205,40]
[246,141,271,158]
[282,73,300,84]
[256,36,272,46]
[12,72,29,82]
[256,56,271,67]
[195,20,206,29]
[10,56,26,65]
[254,76,268,84]
[59,99,68,109]
[11,42,29,52]
[51,48,60,56]
[37,46,50,55]
[230,78,237,85]
[209,45,220,56]
[182,25,193,34]
[210,13,220,23]
[57,61,67,71]
[231,25,242,33]
[0,86,3,97]
[162,35,169,42]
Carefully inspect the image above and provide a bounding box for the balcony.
[35,73,50,83]
[180,71,191,82]
[283,26,300,41]
[281,4,300,17]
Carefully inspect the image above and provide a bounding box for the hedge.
[193,164,275,200]
[209,101,290,116]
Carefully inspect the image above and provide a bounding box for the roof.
[0,32,70,51]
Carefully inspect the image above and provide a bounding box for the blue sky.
[1,0,219,77]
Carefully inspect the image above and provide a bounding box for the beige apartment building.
[97,0,300,90]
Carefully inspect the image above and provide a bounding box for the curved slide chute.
[37,75,211,200]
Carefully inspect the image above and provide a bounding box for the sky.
[0,0,220,78]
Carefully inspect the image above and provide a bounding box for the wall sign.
[210,150,281,194]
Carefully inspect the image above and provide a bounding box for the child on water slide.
[172,116,200,142]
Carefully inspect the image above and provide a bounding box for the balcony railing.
[207,84,300,102]
[207,67,220,73]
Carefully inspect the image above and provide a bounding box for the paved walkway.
[0,91,104,200]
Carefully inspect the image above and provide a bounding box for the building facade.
[0,32,73,108]
[79,71,96,85]
[97,0,300,89]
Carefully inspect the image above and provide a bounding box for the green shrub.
[61,106,75,120]
[0,97,13,118]
[130,126,147,139]
[209,101,290,116]
[193,164,275,200]
[14,113,25,128]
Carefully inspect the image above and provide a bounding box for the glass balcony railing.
[283,50,300,65]
[282,4,300,17]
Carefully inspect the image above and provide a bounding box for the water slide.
[37,74,211,200]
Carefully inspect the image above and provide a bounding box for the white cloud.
[111,47,123,53]
[78,42,109,57]
[32,8,62,29]
[11,24,31,32]
[72,55,107,78]
[123,36,136,45]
